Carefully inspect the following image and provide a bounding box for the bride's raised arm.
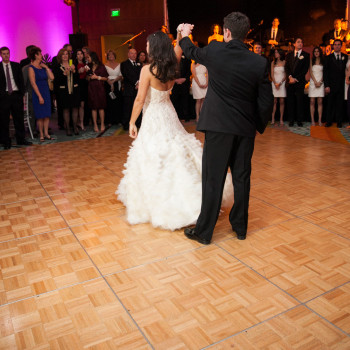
[174,28,183,63]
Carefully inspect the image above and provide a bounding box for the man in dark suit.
[120,48,141,130]
[323,19,347,46]
[263,17,285,55]
[20,45,36,68]
[179,12,273,244]
[285,37,309,127]
[170,53,192,121]
[324,39,348,128]
[0,46,32,149]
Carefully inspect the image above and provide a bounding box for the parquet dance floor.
[1,126,350,349]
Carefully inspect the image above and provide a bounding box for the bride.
[116,30,231,231]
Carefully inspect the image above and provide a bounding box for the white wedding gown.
[116,86,232,231]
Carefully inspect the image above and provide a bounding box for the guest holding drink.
[208,24,224,43]
[28,46,54,142]
[309,47,325,126]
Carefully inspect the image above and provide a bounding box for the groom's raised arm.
[179,37,208,65]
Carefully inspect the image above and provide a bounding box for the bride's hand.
[129,124,138,139]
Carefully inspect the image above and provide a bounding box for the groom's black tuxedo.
[180,37,273,241]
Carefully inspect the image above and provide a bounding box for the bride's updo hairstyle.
[147,31,177,83]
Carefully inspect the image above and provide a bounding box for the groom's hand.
[181,23,194,37]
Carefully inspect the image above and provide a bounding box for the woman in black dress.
[53,48,80,135]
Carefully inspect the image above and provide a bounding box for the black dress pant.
[326,88,344,124]
[0,92,25,145]
[195,131,255,242]
[287,84,304,122]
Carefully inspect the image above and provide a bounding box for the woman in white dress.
[309,47,324,126]
[345,58,350,128]
[105,50,123,125]
[116,31,231,231]
[270,48,286,125]
[191,61,208,121]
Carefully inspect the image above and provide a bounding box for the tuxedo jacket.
[120,60,141,97]
[0,61,25,98]
[263,28,285,46]
[179,37,273,136]
[324,53,348,92]
[324,29,347,45]
[285,51,310,87]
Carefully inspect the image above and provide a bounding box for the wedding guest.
[345,56,350,128]
[324,39,348,128]
[137,51,148,67]
[75,49,89,130]
[208,24,224,43]
[191,61,208,122]
[171,47,192,121]
[22,62,37,136]
[120,48,141,130]
[28,46,54,142]
[53,49,80,135]
[0,46,32,149]
[82,47,92,126]
[253,42,263,56]
[323,19,347,45]
[270,48,286,125]
[309,47,325,126]
[263,18,285,52]
[82,46,91,60]
[105,49,123,126]
[87,51,108,132]
[20,45,36,68]
[285,37,309,127]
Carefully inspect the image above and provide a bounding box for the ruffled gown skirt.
[116,87,232,231]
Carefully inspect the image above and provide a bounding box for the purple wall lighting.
[0,0,73,62]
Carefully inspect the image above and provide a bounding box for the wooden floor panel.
[0,198,67,242]
[106,245,298,349]
[0,279,151,350]
[307,283,350,335]
[219,218,350,303]
[0,229,99,304]
[303,200,350,239]
[208,306,350,350]
[0,127,349,349]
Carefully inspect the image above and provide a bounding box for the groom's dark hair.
[223,12,250,41]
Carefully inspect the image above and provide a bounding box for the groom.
[180,12,273,244]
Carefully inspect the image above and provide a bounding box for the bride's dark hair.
[147,31,178,83]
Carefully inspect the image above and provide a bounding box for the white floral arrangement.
[342,56,345,61]
[299,55,304,60]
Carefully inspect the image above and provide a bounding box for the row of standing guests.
[268,38,349,128]
[50,46,149,135]
[21,44,150,141]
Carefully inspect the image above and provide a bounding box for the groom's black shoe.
[232,227,247,240]
[184,228,210,245]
